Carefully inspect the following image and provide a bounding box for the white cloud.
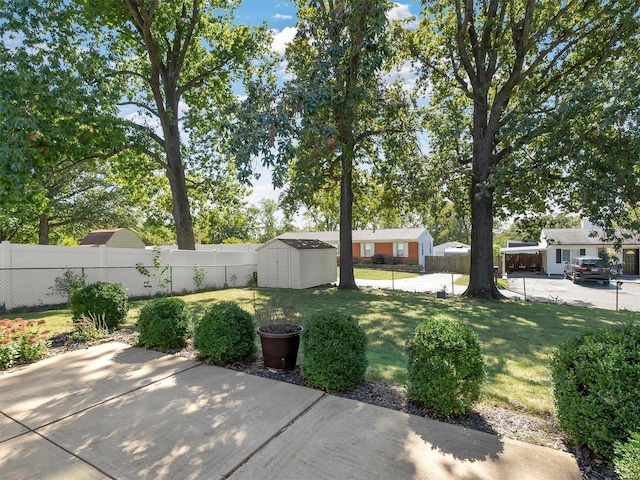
[273,13,293,20]
[271,26,297,55]
[387,3,412,21]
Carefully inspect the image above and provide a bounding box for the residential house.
[278,228,434,267]
[500,226,640,276]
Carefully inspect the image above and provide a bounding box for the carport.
[500,245,546,274]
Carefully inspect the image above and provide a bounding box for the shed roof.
[278,239,336,250]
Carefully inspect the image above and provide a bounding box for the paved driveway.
[504,275,640,311]
[353,273,467,295]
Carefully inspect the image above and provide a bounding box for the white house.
[278,228,433,267]
[500,227,640,276]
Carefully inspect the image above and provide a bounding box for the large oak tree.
[412,0,640,299]
[75,0,274,249]
[239,0,422,289]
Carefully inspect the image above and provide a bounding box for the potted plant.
[254,292,303,372]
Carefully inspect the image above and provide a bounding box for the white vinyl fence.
[0,242,259,311]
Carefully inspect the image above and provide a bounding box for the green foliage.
[301,312,368,392]
[49,269,85,299]
[70,313,110,343]
[411,0,640,298]
[137,297,192,350]
[68,282,129,332]
[371,253,385,265]
[615,432,640,480]
[0,318,50,369]
[193,302,256,365]
[405,318,485,415]
[551,324,640,459]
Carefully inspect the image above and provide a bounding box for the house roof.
[434,242,470,250]
[79,229,123,246]
[279,228,429,243]
[541,228,640,246]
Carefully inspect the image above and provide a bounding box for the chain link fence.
[0,264,257,312]
[504,276,640,312]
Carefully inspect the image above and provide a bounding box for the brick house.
[278,228,434,267]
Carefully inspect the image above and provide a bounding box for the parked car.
[564,257,611,285]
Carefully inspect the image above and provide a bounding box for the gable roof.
[279,228,429,243]
[79,228,145,248]
[79,229,121,246]
[541,228,640,246]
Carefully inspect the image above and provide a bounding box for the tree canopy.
[411,0,640,299]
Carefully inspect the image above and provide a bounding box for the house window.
[361,243,373,257]
[557,249,571,263]
[579,248,586,256]
[395,242,407,257]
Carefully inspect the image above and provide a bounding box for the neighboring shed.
[433,242,471,257]
[79,228,145,249]
[257,238,337,289]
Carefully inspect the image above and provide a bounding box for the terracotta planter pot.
[257,324,303,372]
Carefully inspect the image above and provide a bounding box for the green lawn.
[3,287,635,418]
[343,267,420,280]
[454,274,509,290]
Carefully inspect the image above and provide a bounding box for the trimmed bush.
[68,282,129,332]
[405,318,485,415]
[301,312,368,392]
[615,432,640,480]
[551,324,640,459]
[371,253,385,264]
[194,302,256,365]
[137,297,192,350]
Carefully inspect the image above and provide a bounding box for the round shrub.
[615,432,640,480]
[193,302,256,365]
[68,282,129,332]
[405,318,485,415]
[301,312,368,392]
[551,324,640,459]
[137,297,192,350]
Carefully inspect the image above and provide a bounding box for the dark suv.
[564,257,611,285]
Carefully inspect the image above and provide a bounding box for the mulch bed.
[43,329,618,480]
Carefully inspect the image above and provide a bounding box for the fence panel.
[424,256,503,275]
[0,264,257,311]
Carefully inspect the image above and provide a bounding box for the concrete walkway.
[0,343,581,480]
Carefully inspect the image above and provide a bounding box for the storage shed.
[257,238,337,289]
[79,228,145,249]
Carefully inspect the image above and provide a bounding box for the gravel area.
[44,330,618,480]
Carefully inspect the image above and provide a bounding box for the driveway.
[353,273,467,295]
[504,275,640,311]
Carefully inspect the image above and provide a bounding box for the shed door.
[267,248,290,288]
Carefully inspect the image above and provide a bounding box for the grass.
[3,287,635,418]
[455,274,509,290]
[343,267,419,280]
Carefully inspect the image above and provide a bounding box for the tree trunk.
[464,101,504,300]
[338,152,358,290]
[165,134,195,250]
[38,213,50,245]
